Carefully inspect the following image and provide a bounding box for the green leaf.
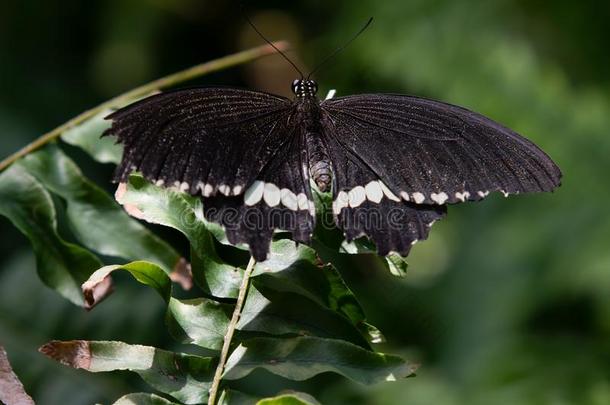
[254,240,383,344]
[19,144,181,273]
[239,284,370,348]
[219,389,259,405]
[166,297,231,351]
[112,393,182,405]
[255,240,364,320]
[0,164,101,305]
[223,336,417,385]
[84,261,231,351]
[385,253,409,277]
[39,340,214,404]
[60,109,122,164]
[190,244,244,299]
[256,392,320,405]
[117,173,243,298]
[82,261,172,306]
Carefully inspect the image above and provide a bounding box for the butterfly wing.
[203,131,315,261]
[105,87,292,196]
[323,131,446,255]
[106,87,315,261]
[321,94,561,205]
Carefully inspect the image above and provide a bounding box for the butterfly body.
[290,81,334,193]
[105,78,561,261]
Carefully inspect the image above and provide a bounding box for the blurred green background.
[1,0,609,404]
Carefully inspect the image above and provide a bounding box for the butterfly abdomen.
[304,129,332,192]
[297,103,332,192]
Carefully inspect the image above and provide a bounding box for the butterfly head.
[292,79,318,98]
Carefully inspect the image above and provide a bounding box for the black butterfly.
[104,78,561,261]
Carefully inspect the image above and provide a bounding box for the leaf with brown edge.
[82,261,231,351]
[82,261,171,309]
[0,346,35,405]
[39,340,215,404]
[83,275,114,310]
[39,340,92,369]
[117,173,245,298]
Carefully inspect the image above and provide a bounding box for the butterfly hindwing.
[325,133,446,255]
[202,131,315,261]
[321,94,561,205]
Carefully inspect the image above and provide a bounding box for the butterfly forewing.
[321,94,561,205]
[105,87,292,196]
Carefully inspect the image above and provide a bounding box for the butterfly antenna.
[307,17,373,80]
[242,12,305,78]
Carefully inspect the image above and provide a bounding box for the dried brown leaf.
[0,346,35,405]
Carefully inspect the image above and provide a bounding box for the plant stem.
[0,41,289,172]
[208,256,256,405]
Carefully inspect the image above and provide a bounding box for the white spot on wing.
[203,184,213,197]
[478,190,490,198]
[263,182,281,207]
[365,181,383,203]
[244,181,264,206]
[297,193,309,210]
[412,192,425,204]
[455,191,470,202]
[400,191,410,201]
[431,192,448,204]
[232,185,243,195]
[155,179,165,187]
[348,186,366,208]
[280,188,298,211]
[501,190,509,197]
[218,184,230,196]
[379,181,401,201]
[179,182,189,192]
